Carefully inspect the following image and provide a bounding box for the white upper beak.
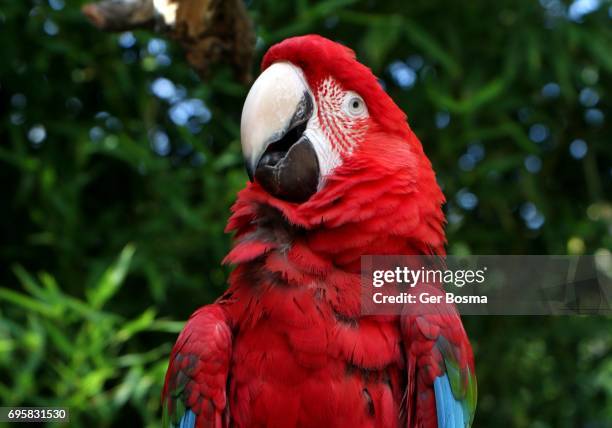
[240,62,310,178]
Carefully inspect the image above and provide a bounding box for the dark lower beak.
[254,134,319,203]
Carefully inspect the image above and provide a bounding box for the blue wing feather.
[177,409,196,428]
[434,374,465,428]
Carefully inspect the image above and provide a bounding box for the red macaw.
[162,35,477,428]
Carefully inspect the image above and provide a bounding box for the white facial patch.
[303,124,342,185]
[306,77,369,181]
[153,0,178,25]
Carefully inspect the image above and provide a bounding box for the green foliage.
[0,246,183,427]
[0,0,611,427]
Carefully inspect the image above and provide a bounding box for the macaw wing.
[162,305,232,428]
[401,289,477,428]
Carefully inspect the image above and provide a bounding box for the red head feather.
[262,35,412,141]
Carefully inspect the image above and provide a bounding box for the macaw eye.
[344,92,368,117]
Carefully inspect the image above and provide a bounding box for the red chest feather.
[225,285,404,428]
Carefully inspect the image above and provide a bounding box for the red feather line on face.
[314,77,369,156]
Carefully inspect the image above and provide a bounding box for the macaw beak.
[240,62,319,203]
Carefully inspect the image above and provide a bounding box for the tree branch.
[82,0,255,83]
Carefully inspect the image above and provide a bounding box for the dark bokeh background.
[1,0,611,427]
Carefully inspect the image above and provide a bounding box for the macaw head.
[235,35,445,256]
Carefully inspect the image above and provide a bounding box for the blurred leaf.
[87,244,136,310]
